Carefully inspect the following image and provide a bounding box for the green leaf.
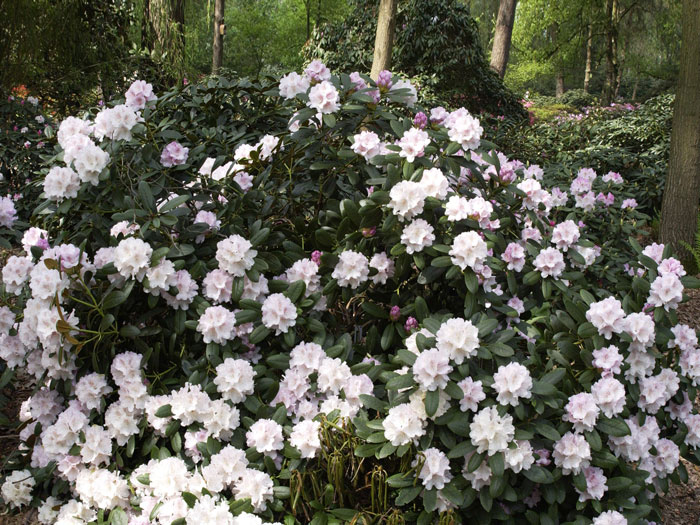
[361,301,387,318]
[577,322,598,339]
[489,452,504,477]
[138,181,156,211]
[181,491,197,508]
[155,404,172,418]
[386,373,415,390]
[534,420,561,441]
[103,290,128,309]
[285,280,306,303]
[425,389,439,417]
[248,325,271,344]
[523,465,553,484]
[395,486,422,505]
[109,508,128,525]
[597,417,631,437]
[532,381,558,396]
[414,296,429,321]
[541,368,566,385]
[159,194,189,212]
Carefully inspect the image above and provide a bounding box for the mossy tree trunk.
[660,0,700,261]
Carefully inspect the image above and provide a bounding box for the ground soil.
[659,288,700,525]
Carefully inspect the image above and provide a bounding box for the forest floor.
[1,294,700,524]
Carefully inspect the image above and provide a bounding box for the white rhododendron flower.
[470,406,514,455]
[43,166,80,201]
[387,180,426,221]
[290,420,322,458]
[113,237,152,280]
[197,305,236,344]
[332,250,369,288]
[593,511,627,525]
[216,234,257,277]
[351,131,382,161]
[450,231,487,270]
[383,402,427,446]
[261,293,297,334]
[400,218,435,254]
[492,362,532,406]
[279,71,310,99]
[436,317,479,364]
[563,392,599,432]
[586,297,626,339]
[307,81,339,114]
[414,448,452,490]
[413,348,452,391]
[1,470,35,508]
[553,432,591,474]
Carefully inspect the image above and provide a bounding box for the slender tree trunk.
[555,71,565,97]
[615,60,623,99]
[370,0,398,80]
[212,0,224,72]
[170,0,185,50]
[305,0,311,40]
[316,0,321,27]
[489,0,518,79]
[142,0,154,51]
[660,0,700,260]
[631,78,638,101]
[584,21,593,93]
[602,0,619,105]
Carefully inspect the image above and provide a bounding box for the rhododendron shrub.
[1,69,699,525]
[0,93,53,241]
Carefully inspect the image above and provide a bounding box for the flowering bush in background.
[0,63,698,525]
[0,92,53,245]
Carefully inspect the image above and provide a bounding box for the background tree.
[307,0,526,116]
[660,0,700,258]
[212,0,225,72]
[370,0,398,79]
[489,0,518,79]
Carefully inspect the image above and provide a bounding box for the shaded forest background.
[0,0,682,114]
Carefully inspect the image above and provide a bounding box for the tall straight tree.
[370,0,397,80]
[212,0,225,72]
[489,0,517,79]
[660,0,700,258]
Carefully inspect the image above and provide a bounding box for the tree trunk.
[305,0,311,40]
[212,0,224,73]
[142,0,154,51]
[170,0,185,50]
[602,0,619,105]
[489,0,518,79]
[660,0,700,260]
[555,71,565,97]
[370,0,398,80]
[631,78,638,101]
[584,21,593,93]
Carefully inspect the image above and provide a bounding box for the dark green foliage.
[305,0,526,118]
[559,89,598,109]
[0,94,52,223]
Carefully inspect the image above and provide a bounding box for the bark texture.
[370,0,398,81]
[212,0,225,72]
[555,71,565,98]
[489,0,518,79]
[584,21,593,93]
[602,0,619,105]
[660,0,700,258]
